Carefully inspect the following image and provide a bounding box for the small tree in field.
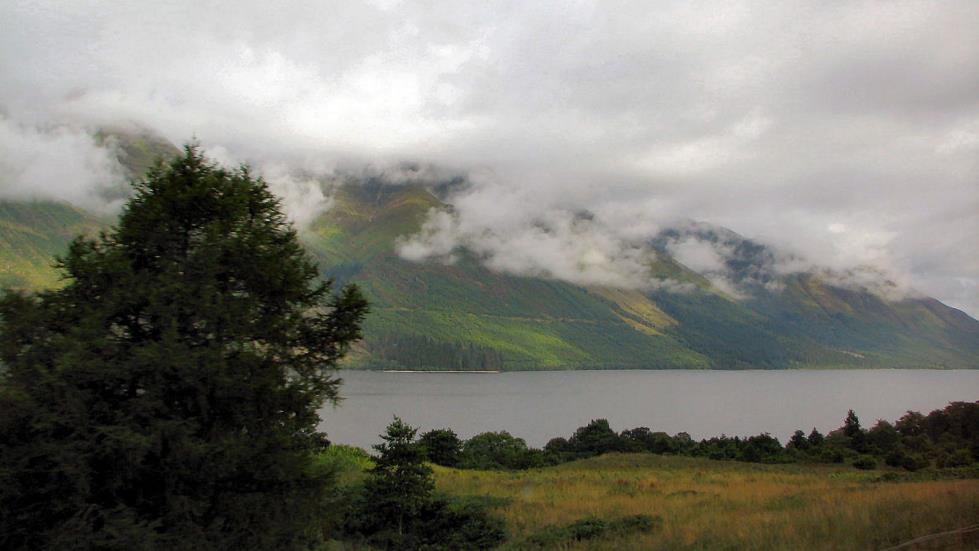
[363,417,435,541]
[0,147,368,550]
[346,418,504,550]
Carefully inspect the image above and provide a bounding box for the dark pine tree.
[344,419,505,550]
[362,417,435,546]
[807,427,825,447]
[0,146,368,550]
[843,410,862,438]
[843,409,867,452]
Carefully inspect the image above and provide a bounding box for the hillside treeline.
[366,333,504,371]
[419,401,979,472]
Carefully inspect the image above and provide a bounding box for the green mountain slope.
[296,181,979,370]
[0,129,179,291]
[301,181,710,370]
[2,138,977,370]
[0,200,105,289]
[647,225,979,369]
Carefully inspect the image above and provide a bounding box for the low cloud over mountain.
[1,1,977,315]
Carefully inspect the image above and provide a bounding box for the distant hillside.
[301,181,711,370]
[2,135,977,370]
[0,200,105,289]
[300,182,979,370]
[0,129,178,291]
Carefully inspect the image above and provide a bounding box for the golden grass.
[432,454,979,550]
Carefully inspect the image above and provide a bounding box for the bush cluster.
[514,514,661,550]
[420,402,979,473]
[786,403,979,471]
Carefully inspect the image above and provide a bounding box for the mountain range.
[2,133,977,370]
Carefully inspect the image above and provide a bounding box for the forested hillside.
[301,182,979,370]
[3,136,977,370]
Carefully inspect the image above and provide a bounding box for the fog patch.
[204,145,336,231]
[398,204,658,290]
[0,117,126,212]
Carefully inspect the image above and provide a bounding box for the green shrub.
[514,515,662,549]
[901,454,930,472]
[819,447,846,464]
[852,456,877,470]
[420,428,463,467]
[459,432,545,470]
[939,449,973,468]
[416,498,506,550]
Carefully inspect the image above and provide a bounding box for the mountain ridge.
[2,134,976,370]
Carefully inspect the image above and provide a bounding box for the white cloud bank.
[0,1,977,315]
[0,117,125,212]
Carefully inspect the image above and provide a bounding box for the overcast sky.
[1,1,977,316]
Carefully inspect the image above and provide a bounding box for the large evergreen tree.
[0,146,368,550]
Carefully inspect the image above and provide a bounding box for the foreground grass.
[432,453,979,550]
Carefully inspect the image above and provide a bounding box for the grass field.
[429,453,979,550]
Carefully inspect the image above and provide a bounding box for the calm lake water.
[318,369,979,450]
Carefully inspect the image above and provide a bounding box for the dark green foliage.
[362,417,434,541]
[788,430,809,450]
[459,431,546,470]
[741,434,784,462]
[0,146,368,550]
[366,333,504,371]
[620,427,680,454]
[799,403,978,470]
[853,456,877,470]
[544,437,571,454]
[462,401,979,474]
[568,419,626,455]
[694,433,787,463]
[807,428,825,447]
[895,410,926,437]
[866,420,901,455]
[513,515,662,549]
[420,428,463,467]
[885,448,908,468]
[415,498,507,550]
[340,419,505,550]
[820,447,846,464]
[840,409,868,452]
[938,449,974,468]
[901,454,930,472]
[843,410,862,438]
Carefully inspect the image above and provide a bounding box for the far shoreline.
[381,369,501,374]
[352,366,978,373]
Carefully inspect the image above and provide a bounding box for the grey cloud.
[0,117,126,212]
[0,0,976,315]
[396,187,661,290]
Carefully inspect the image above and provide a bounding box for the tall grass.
[316,444,373,486]
[433,453,979,550]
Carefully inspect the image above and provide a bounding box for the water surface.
[319,369,979,449]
